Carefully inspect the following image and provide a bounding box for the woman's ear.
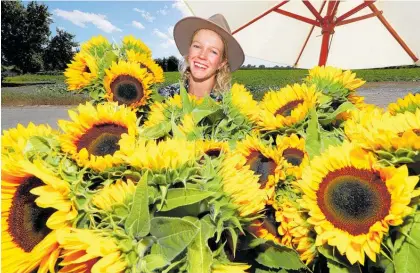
[218,59,228,70]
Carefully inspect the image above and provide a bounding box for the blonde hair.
[179,29,232,94]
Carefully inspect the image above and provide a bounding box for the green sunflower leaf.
[327,260,359,273]
[318,246,350,267]
[150,216,199,262]
[125,172,150,238]
[160,188,215,212]
[180,81,193,113]
[186,215,215,273]
[305,108,321,159]
[144,254,168,272]
[255,245,305,270]
[394,214,420,273]
[319,101,355,125]
[24,136,56,155]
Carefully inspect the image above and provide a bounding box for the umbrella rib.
[232,0,289,35]
[294,0,327,67]
[367,3,419,62]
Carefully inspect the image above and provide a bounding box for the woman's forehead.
[192,29,224,49]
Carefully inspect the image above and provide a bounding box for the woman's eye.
[193,45,200,48]
[212,50,218,55]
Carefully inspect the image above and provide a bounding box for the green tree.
[1,1,52,73]
[44,28,79,70]
[167,56,179,72]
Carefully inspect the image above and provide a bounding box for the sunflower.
[122,35,152,58]
[1,158,62,273]
[273,197,316,265]
[104,61,153,108]
[118,135,199,171]
[21,159,77,230]
[197,139,230,158]
[298,142,419,265]
[2,122,57,160]
[58,102,138,172]
[226,83,260,123]
[212,262,251,273]
[64,52,98,91]
[258,84,318,131]
[80,35,112,55]
[336,92,377,122]
[248,205,282,245]
[56,228,127,273]
[218,153,267,217]
[304,66,365,98]
[126,49,164,84]
[235,134,284,200]
[143,101,167,128]
[388,92,420,115]
[92,179,136,212]
[345,108,420,153]
[276,134,309,179]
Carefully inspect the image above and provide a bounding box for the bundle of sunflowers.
[2,35,419,273]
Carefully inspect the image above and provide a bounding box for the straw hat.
[173,14,245,72]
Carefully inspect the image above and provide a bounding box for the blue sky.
[35,0,278,66]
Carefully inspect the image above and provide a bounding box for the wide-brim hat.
[173,14,245,72]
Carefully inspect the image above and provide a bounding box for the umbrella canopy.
[184,0,420,69]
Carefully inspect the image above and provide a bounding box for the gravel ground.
[1,82,419,130]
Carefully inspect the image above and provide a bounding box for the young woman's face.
[188,29,226,82]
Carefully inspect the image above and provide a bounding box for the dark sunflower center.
[275,99,304,117]
[110,75,144,105]
[318,167,391,235]
[206,148,221,158]
[83,65,91,73]
[247,151,276,188]
[8,176,55,252]
[262,205,278,236]
[282,148,304,166]
[76,123,128,156]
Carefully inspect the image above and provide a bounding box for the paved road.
[2,105,73,131]
[1,82,419,131]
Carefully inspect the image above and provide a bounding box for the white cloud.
[132,20,145,30]
[172,0,192,17]
[157,5,169,16]
[53,9,121,33]
[153,27,175,49]
[133,8,155,23]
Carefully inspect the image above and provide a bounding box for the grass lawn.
[2,67,419,105]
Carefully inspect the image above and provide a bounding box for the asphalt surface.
[1,82,419,131]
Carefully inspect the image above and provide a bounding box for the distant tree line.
[154,56,180,72]
[1,1,78,74]
[239,64,295,70]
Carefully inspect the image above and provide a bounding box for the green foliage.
[255,245,306,270]
[125,173,151,238]
[1,1,51,73]
[393,214,420,273]
[159,188,215,212]
[43,28,79,70]
[150,217,199,261]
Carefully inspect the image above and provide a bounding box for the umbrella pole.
[319,32,331,66]
[318,0,339,66]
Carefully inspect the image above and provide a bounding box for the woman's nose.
[198,49,207,59]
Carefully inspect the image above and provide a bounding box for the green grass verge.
[2,74,64,84]
[1,84,88,106]
[2,68,419,106]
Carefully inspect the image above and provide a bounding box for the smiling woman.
[158,13,245,101]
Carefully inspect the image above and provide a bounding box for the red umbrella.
[184,0,420,68]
